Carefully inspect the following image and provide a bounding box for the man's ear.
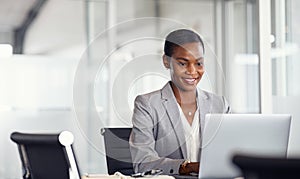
[163,54,170,69]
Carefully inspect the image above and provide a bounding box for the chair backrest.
[10,131,81,179]
[232,154,300,179]
[101,128,133,175]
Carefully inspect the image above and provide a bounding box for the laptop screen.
[199,114,291,179]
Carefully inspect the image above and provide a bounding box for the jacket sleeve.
[129,95,185,175]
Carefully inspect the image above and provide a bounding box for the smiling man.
[129,29,231,176]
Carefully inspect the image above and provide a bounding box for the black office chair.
[101,127,134,175]
[232,154,300,179]
[10,131,81,179]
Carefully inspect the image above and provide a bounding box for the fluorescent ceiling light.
[0,44,13,59]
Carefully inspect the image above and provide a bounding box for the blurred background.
[0,0,300,178]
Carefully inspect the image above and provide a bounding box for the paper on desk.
[82,172,175,179]
[82,173,124,179]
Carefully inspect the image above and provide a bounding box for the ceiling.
[0,0,37,32]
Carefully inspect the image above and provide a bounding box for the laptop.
[198,114,291,179]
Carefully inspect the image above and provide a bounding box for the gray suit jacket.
[129,82,230,175]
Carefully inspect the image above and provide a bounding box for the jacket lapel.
[197,89,210,136]
[161,82,187,159]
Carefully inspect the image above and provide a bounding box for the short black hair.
[164,29,205,57]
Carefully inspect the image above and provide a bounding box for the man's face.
[164,42,205,92]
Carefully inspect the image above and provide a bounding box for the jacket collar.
[161,82,210,159]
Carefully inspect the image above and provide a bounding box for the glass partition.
[271,0,300,156]
[86,0,261,131]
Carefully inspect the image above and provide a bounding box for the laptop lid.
[199,114,291,179]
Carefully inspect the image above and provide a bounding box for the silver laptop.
[199,114,291,179]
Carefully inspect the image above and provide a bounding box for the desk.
[171,175,237,179]
[82,173,175,179]
[82,173,243,179]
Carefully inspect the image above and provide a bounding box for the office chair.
[101,127,133,175]
[232,154,300,179]
[10,131,81,179]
